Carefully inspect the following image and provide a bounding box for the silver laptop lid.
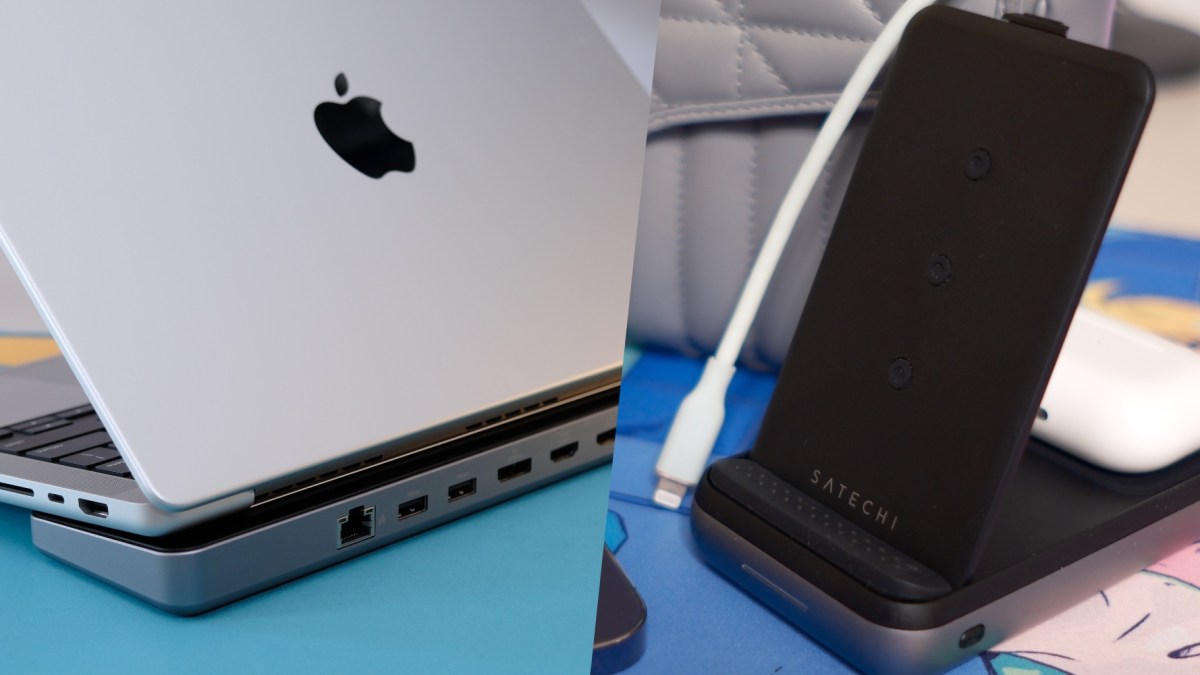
[0,2,648,510]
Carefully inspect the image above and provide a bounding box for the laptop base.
[691,443,1200,675]
[31,392,617,615]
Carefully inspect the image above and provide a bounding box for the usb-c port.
[497,458,532,482]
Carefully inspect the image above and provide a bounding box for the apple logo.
[314,73,416,178]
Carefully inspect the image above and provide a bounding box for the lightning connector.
[651,0,940,510]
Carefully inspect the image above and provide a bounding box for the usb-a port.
[398,496,428,520]
[448,478,476,502]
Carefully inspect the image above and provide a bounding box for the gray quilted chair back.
[627,0,1117,371]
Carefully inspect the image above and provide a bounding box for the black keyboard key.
[56,404,95,419]
[23,431,111,462]
[23,419,72,435]
[0,429,11,440]
[0,416,105,455]
[10,415,59,431]
[0,435,37,454]
[59,445,121,469]
[95,458,132,478]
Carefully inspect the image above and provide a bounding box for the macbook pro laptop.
[0,2,649,539]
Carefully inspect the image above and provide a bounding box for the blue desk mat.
[607,230,1200,674]
[0,464,610,674]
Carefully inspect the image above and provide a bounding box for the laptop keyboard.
[0,405,133,478]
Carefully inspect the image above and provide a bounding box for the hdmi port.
[79,499,109,518]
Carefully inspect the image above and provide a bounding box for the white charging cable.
[651,0,941,510]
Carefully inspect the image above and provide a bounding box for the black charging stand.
[687,7,1195,675]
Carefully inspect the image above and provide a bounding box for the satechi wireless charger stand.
[689,7,1200,675]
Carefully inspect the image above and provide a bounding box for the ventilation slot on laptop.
[468,407,526,433]
[266,485,294,499]
[463,396,565,434]
[256,454,393,504]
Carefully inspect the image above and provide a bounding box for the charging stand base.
[692,442,1200,675]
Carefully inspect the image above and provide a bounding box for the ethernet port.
[336,505,375,549]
